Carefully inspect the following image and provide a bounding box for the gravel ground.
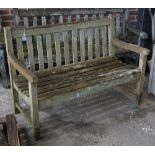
[1,78,155,146]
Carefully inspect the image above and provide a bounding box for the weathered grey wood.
[87,28,93,60]
[92,14,96,20]
[80,29,85,61]
[95,27,100,58]
[84,15,89,21]
[136,54,147,104]
[33,16,38,27]
[59,16,63,24]
[37,35,44,70]
[101,26,108,57]
[27,36,35,71]
[108,15,115,56]
[46,34,53,69]
[63,32,70,64]
[12,19,110,38]
[67,15,72,23]
[23,17,29,28]
[50,15,55,25]
[6,114,20,146]
[16,38,24,63]
[28,81,40,139]
[54,33,61,66]
[72,29,78,63]
[76,15,80,22]
[41,16,46,26]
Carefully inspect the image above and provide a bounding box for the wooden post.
[28,81,40,139]
[136,53,147,105]
[4,27,19,114]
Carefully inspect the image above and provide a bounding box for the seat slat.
[46,34,53,69]
[54,33,61,66]
[27,36,35,71]
[17,60,122,91]
[63,32,70,64]
[37,35,44,70]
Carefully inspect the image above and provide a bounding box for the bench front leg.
[28,81,40,140]
[136,53,147,105]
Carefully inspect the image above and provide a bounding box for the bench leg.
[29,82,40,140]
[136,54,147,105]
[12,88,20,114]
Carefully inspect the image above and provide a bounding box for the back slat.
[54,33,61,66]
[50,15,55,25]
[80,29,85,62]
[46,34,53,69]
[76,15,80,22]
[101,26,108,57]
[59,16,63,24]
[16,38,24,63]
[72,29,78,63]
[33,17,37,27]
[95,27,100,58]
[23,17,29,28]
[63,32,70,64]
[27,36,35,71]
[87,28,93,60]
[37,35,44,70]
[41,16,46,26]
[67,15,72,23]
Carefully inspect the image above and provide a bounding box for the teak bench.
[4,15,149,139]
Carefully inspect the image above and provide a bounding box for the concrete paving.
[1,78,155,146]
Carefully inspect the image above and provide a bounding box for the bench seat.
[14,57,140,102]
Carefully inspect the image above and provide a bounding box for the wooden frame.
[4,15,149,140]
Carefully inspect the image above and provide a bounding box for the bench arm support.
[8,53,38,83]
[112,38,149,56]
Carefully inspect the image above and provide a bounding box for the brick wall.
[0,8,138,28]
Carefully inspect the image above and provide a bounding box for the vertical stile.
[95,27,100,58]
[87,28,93,60]
[54,33,61,66]
[108,15,115,56]
[23,17,29,28]
[99,14,104,19]
[59,16,63,24]
[67,15,72,23]
[101,26,108,57]
[36,35,44,70]
[84,15,88,21]
[80,29,85,62]
[116,14,120,37]
[63,32,70,64]
[50,15,55,25]
[16,38,24,63]
[33,17,37,27]
[41,16,46,26]
[46,34,53,69]
[72,29,78,63]
[76,15,80,22]
[27,36,35,71]
[92,14,96,20]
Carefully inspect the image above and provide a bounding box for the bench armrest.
[112,38,149,56]
[8,53,38,83]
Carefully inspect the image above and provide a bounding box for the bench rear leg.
[29,82,40,140]
[136,54,147,105]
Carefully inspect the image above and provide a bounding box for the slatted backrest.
[13,8,122,36]
[9,16,115,72]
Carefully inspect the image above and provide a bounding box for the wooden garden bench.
[4,15,149,139]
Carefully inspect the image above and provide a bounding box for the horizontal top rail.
[12,18,110,37]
